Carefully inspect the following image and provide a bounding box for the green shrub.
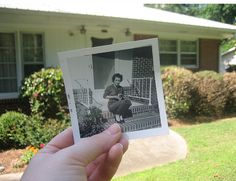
[0,111,70,149]
[20,146,38,165]
[192,71,228,116]
[21,68,67,119]
[224,72,236,113]
[25,116,70,148]
[0,111,29,149]
[161,66,194,118]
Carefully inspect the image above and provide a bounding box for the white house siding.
[1,7,235,99]
[0,24,214,99]
[0,21,133,99]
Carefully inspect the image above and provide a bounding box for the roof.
[1,0,236,33]
[222,47,236,56]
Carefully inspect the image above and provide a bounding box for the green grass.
[114,118,236,181]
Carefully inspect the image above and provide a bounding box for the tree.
[145,4,201,16]
[145,4,236,24]
[200,4,236,24]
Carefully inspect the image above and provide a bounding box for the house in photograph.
[1,0,236,104]
[220,47,236,72]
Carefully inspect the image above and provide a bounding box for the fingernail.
[107,123,121,135]
[117,143,124,150]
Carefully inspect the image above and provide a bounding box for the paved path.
[0,129,187,181]
[115,129,187,177]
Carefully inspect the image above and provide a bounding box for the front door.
[68,55,94,90]
[91,37,114,90]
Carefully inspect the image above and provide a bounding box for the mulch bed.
[0,149,27,175]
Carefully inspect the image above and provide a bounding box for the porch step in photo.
[103,112,161,133]
[102,104,157,120]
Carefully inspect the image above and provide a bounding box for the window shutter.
[133,34,158,40]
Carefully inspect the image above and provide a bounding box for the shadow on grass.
[168,113,236,127]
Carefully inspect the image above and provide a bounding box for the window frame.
[159,39,199,68]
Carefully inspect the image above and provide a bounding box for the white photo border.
[58,38,169,142]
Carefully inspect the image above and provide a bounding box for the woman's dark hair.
[112,73,123,82]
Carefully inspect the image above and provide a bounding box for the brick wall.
[132,56,158,105]
[199,39,220,72]
[132,57,154,78]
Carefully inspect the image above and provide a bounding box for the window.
[159,40,177,66]
[159,39,198,67]
[180,41,197,66]
[21,33,44,77]
[0,33,17,93]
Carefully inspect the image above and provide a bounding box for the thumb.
[59,124,122,166]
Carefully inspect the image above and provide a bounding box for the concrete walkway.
[115,129,187,177]
[0,129,187,181]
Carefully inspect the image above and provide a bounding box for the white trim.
[0,92,18,99]
[16,31,22,93]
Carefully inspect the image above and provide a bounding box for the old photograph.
[58,38,168,141]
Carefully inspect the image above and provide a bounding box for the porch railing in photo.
[126,77,153,105]
[74,79,91,108]
[73,77,154,115]
[74,79,102,109]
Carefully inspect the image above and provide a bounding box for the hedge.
[21,68,68,119]
[161,66,194,118]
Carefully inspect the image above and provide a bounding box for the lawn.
[114,117,236,181]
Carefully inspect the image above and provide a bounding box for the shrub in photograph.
[79,106,107,138]
[21,68,68,119]
[192,71,228,116]
[223,72,236,113]
[161,66,194,118]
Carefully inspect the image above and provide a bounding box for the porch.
[73,77,162,133]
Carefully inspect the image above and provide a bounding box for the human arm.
[21,124,128,181]
[103,85,120,100]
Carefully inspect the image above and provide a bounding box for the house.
[220,47,236,72]
[1,0,236,101]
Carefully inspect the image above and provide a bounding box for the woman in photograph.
[103,73,132,123]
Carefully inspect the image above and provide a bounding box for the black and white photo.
[58,38,168,141]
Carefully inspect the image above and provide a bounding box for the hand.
[21,124,129,181]
[118,94,124,100]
